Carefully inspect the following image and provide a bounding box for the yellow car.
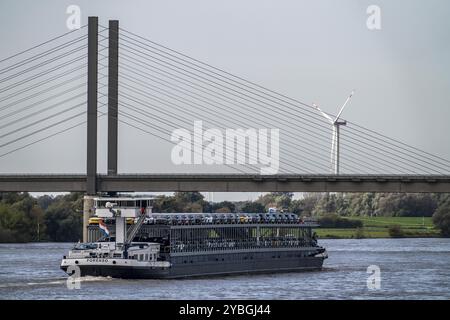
[88,217,101,225]
[239,215,249,223]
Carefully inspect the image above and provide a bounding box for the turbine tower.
[314,91,354,175]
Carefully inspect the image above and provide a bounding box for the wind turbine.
[314,91,354,175]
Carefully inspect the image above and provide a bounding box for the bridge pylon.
[83,17,120,241]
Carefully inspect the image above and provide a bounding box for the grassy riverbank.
[315,216,440,239]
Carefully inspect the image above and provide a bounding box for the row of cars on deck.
[140,212,307,225]
[88,209,316,226]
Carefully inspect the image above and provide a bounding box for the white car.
[144,217,155,225]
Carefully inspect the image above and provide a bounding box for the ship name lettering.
[86,258,108,263]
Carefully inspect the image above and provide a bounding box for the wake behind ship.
[61,197,327,279]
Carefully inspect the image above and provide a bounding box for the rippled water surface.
[0,238,449,299]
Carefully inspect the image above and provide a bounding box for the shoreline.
[0,236,446,244]
[316,228,441,239]
[317,235,443,239]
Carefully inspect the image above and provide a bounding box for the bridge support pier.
[82,195,95,242]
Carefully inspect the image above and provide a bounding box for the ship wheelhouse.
[94,197,154,218]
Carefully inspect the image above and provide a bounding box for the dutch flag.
[98,219,110,237]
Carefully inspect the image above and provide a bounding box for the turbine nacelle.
[334,120,347,126]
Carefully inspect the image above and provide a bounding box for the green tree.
[0,203,20,242]
[36,195,54,211]
[154,196,182,212]
[318,213,363,228]
[184,202,204,213]
[174,192,204,203]
[354,227,365,239]
[30,205,45,241]
[289,194,321,216]
[215,207,231,213]
[44,193,83,242]
[257,192,293,210]
[0,197,34,242]
[312,194,337,216]
[211,201,236,213]
[241,201,266,213]
[374,193,437,217]
[347,193,375,216]
[432,196,450,237]
[388,225,405,238]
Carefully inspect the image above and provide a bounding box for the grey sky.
[0,0,449,201]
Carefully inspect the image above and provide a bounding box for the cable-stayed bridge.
[0,17,450,194]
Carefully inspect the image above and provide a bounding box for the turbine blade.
[313,103,334,123]
[334,90,354,122]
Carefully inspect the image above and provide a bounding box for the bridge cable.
[111,69,363,174]
[100,91,298,174]
[0,104,108,159]
[118,27,450,168]
[0,24,88,65]
[114,45,442,175]
[113,60,399,175]
[116,28,450,174]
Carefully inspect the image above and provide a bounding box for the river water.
[0,238,449,300]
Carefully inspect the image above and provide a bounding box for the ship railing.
[97,219,319,228]
[169,239,317,253]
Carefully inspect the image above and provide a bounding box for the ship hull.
[61,250,326,279]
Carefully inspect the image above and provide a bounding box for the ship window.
[145,254,149,261]
[139,254,144,261]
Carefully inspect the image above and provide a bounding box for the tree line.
[0,192,83,243]
[0,191,449,242]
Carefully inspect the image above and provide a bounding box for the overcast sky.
[0,0,449,201]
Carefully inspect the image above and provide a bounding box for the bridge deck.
[0,174,450,193]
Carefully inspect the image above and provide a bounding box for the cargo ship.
[61,196,327,279]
